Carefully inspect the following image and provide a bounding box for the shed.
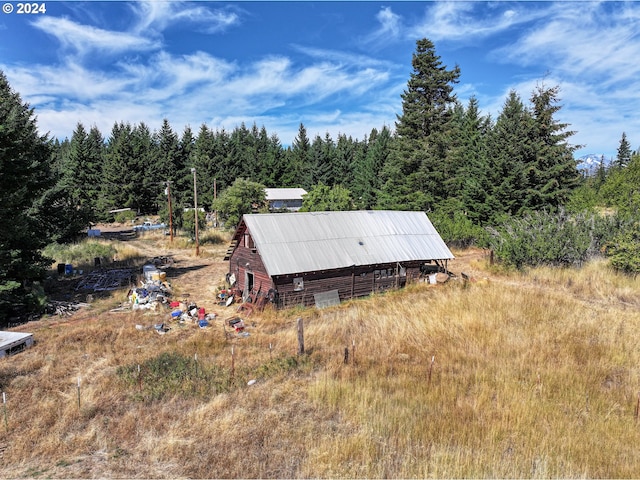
[264,188,307,211]
[225,210,454,309]
[0,331,34,358]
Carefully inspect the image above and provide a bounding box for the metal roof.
[265,188,307,201]
[0,331,33,349]
[240,210,454,276]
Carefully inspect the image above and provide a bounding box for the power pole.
[191,168,199,256]
[166,181,173,243]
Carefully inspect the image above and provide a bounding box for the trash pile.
[76,268,135,292]
[127,262,220,334]
[128,263,172,311]
[168,299,216,328]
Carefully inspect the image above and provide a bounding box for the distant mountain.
[576,153,611,175]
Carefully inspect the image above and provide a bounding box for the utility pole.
[214,178,217,229]
[191,168,199,256]
[166,181,173,243]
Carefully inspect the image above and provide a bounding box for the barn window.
[293,277,304,291]
[243,234,255,248]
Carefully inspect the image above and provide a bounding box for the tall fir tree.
[285,123,312,188]
[486,90,535,220]
[524,84,580,211]
[615,132,632,169]
[445,97,492,223]
[0,71,55,321]
[54,122,104,235]
[100,122,138,214]
[379,38,460,211]
[353,126,393,209]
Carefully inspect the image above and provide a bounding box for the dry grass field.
[0,232,639,478]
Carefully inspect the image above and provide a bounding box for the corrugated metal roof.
[241,210,454,276]
[265,188,307,201]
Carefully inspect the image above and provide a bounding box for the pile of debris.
[76,268,135,292]
[128,263,172,311]
[45,300,91,317]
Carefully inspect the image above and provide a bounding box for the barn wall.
[228,240,273,299]
[273,261,426,308]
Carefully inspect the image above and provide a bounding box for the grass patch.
[43,240,117,267]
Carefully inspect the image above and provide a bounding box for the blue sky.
[1,1,639,159]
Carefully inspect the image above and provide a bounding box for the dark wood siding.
[228,229,274,300]
[272,261,426,308]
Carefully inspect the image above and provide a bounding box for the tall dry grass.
[0,252,639,478]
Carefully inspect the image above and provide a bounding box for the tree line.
[1,37,639,322]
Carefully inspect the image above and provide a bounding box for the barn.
[225,210,454,309]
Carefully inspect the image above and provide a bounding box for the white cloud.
[31,17,159,56]
[130,1,241,34]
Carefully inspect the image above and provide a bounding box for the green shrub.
[603,220,640,274]
[430,211,488,248]
[114,210,136,223]
[484,211,620,269]
[43,240,117,267]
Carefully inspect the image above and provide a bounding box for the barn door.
[244,271,254,301]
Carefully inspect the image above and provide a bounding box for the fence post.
[297,318,304,355]
[2,393,7,431]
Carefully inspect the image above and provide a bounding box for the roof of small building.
[235,210,454,276]
[264,188,307,201]
[0,331,33,349]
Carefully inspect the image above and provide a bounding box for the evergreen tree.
[614,132,632,169]
[285,123,312,188]
[53,123,103,237]
[0,71,55,321]
[100,122,138,214]
[379,38,460,211]
[442,97,492,223]
[150,119,179,213]
[486,90,535,220]
[353,126,392,209]
[524,84,580,211]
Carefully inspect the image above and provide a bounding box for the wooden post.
[635,392,640,422]
[269,343,273,360]
[137,364,142,392]
[428,356,435,388]
[297,318,304,355]
[2,393,7,431]
[76,377,81,409]
[351,339,356,365]
[231,346,235,378]
[343,347,349,364]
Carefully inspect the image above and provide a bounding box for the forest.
[1,38,639,322]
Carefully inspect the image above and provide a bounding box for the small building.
[264,188,307,211]
[0,331,34,358]
[225,210,454,309]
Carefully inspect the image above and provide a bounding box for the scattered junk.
[0,331,34,358]
[76,268,135,292]
[228,317,245,332]
[46,300,91,317]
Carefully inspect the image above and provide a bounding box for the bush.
[430,211,488,248]
[43,240,117,267]
[114,210,136,224]
[484,210,619,269]
[603,219,640,274]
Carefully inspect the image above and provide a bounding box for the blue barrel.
[65,264,73,275]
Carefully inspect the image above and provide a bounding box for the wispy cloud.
[31,16,159,56]
[130,1,241,34]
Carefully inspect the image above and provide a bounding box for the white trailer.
[0,331,34,358]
